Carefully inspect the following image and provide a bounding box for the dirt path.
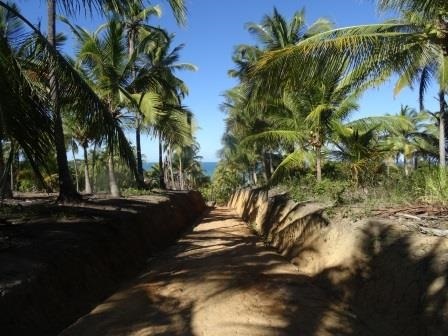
[61,207,358,336]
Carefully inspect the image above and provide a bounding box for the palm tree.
[0,0,20,197]
[4,0,185,200]
[229,7,332,80]
[220,85,269,183]
[330,122,388,186]
[0,1,147,201]
[224,7,335,182]
[172,139,203,189]
[385,105,419,175]
[117,0,187,183]
[63,111,97,194]
[251,0,448,167]
[331,113,416,181]
[244,64,361,182]
[132,35,196,188]
[44,1,138,201]
[155,103,193,189]
[69,18,143,197]
[0,3,58,194]
[245,7,333,51]
[119,1,163,182]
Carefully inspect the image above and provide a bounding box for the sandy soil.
[61,208,359,336]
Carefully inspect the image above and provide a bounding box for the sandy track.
[61,208,357,336]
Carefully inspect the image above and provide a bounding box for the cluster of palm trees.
[146,138,209,190]
[0,0,201,200]
[218,0,447,190]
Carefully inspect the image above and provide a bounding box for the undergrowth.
[282,167,448,208]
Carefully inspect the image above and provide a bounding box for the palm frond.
[252,23,431,97]
[0,3,139,175]
[242,130,304,148]
[439,55,448,92]
[164,0,187,26]
[270,150,314,184]
[377,0,448,19]
[345,115,413,133]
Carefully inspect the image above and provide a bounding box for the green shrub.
[199,164,245,205]
[121,188,153,197]
[287,175,351,204]
[423,168,448,204]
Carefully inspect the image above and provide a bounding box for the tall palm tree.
[172,138,206,189]
[0,0,20,197]
[0,1,146,201]
[149,101,193,189]
[132,35,196,188]
[45,0,139,201]
[118,0,187,183]
[6,0,185,200]
[63,111,96,194]
[69,18,142,197]
[0,3,57,193]
[244,65,361,182]
[225,7,334,182]
[251,0,448,166]
[220,85,269,183]
[120,1,163,182]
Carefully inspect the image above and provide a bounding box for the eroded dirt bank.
[61,207,359,336]
[229,187,448,335]
[0,191,205,336]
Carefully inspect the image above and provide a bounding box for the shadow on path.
[61,208,359,336]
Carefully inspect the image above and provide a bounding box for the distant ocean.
[202,162,217,177]
[143,161,217,177]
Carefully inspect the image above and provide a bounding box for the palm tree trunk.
[263,152,271,181]
[316,147,322,182]
[252,168,258,185]
[83,143,92,194]
[158,137,166,189]
[135,121,144,181]
[168,145,175,189]
[10,158,14,192]
[0,124,12,198]
[47,0,79,202]
[179,156,184,190]
[28,154,52,193]
[129,33,145,186]
[404,156,409,177]
[91,142,97,192]
[11,148,18,192]
[0,141,12,198]
[108,154,120,197]
[164,160,169,188]
[71,146,79,192]
[439,90,446,167]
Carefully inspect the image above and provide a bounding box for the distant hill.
[143,162,217,177]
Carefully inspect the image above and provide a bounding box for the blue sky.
[13,0,440,161]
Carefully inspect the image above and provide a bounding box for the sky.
[12,0,440,162]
